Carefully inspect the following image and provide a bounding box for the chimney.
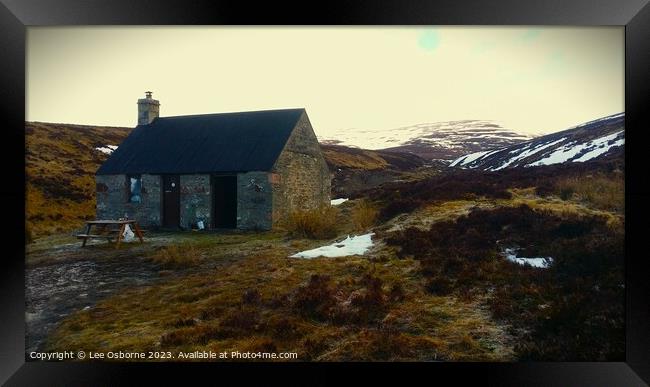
[137,91,160,125]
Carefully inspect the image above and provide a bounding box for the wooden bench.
[76,234,117,242]
[77,220,145,248]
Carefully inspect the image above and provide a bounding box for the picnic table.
[76,220,145,248]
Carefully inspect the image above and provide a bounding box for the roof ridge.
[157,108,305,121]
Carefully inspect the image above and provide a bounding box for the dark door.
[162,175,180,228]
[212,175,237,228]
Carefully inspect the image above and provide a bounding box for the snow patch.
[573,131,625,162]
[290,233,375,259]
[492,137,566,170]
[528,131,624,167]
[331,198,349,206]
[527,142,587,166]
[503,248,552,269]
[449,148,504,167]
[448,155,469,167]
[452,150,490,166]
[95,145,118,155]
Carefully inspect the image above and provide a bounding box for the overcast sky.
[27,26,623,136]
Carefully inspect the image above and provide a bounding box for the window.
[127,175,142,203]
[268,173,281,184]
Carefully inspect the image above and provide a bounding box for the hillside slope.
[450,113,624,170]
[322,144,438,198]
[26,122,131,238]
[322,144,425,171]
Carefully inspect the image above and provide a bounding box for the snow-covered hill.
[319,120,533,161]
[450,113,624,170]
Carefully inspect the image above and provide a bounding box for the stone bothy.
[95,93,331,230]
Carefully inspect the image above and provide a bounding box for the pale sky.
[26,26,623,136]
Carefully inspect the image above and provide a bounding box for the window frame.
[126,174,143,203]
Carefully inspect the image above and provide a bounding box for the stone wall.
[237,171,273,230]
[271,111,331,225]
[179,174,212,229]
[95,174,161,227]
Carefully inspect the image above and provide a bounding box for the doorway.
[162,175,180,228]
[212,175,237,228]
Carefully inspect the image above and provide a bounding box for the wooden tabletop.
[85,220,138,225]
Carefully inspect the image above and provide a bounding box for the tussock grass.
[548,173,624,213]
[148,242,203,269]
[351,200,379,232]
[506,189,624,230]
[283,206,340,240]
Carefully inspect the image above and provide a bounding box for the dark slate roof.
[96,108,305,175]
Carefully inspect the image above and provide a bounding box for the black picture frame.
[2,0,649,385]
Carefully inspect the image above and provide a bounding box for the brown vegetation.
[362,159,624,222]
[25,122,131,238]
[385,204,624,361]
[321,144,424,171]
[148,242,204,269]
[536,172,624,213]
[283,206,340,239]
[46,234,512,361]
[351,200,379,231]
[322,144,438,198]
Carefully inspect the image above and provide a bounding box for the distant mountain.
[319,120,533,161]
[449,113,624,171]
